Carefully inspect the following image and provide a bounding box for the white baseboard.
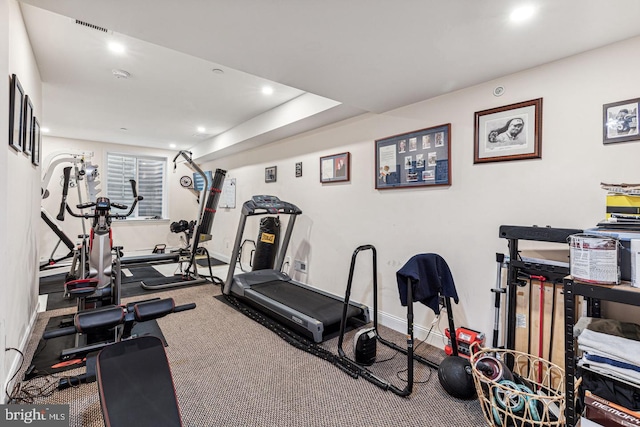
[376,310,447,350]
[2,305,39,404]
[211,251,231,264]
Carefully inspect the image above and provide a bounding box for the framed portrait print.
[320,152,350,183]
[375,124,450,189]
[265,166,277,183]
[603,98,639,144]
[32,117,41,166]
[295,162,303,178]
[474,98,542,164]
[8,74,24,152]
[23,95,33,156]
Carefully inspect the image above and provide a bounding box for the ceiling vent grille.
[75,19,109,33]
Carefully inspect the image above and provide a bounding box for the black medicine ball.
[438,356,477,399]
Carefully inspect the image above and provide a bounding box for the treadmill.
[223,195,370,343]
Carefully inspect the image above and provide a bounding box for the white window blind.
[106,153,166,219]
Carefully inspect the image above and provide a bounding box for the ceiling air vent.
[75,19,109,33]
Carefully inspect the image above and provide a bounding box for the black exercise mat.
[41,264,210,311]
[39,273,68,295]
[138,275,212,288]
[29,315,166,377]
[122,265,166,283]
[196,257,227,267]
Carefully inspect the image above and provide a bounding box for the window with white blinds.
[106,153,166,219]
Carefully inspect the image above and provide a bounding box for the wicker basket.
[470,348,566,427]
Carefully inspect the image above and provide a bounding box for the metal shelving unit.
[563,278,640,426]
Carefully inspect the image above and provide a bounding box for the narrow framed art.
[32,117,41,166]
[375,124,450,189]
[474,98,542,164]
[9,74,24,152]
[603,98,639,144]
[320,152,350,183]
[23,95,34,156]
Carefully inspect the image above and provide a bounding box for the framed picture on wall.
[8,74,24,152]
[474,98,542,164]
[375,124,450,189]
[23,95,34,156]
[295,162,302,178]
[32,117,41,166]
[603,97,639,144]
[320,152,350,183]
[265,166,277,183]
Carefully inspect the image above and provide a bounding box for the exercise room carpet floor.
[11,283,486,426]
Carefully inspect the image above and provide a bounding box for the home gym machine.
[338,246,460,396]
[141,150,226,290]
[40,150,100,271]
[223,195,370,343]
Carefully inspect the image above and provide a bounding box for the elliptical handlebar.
[61,177,144,220]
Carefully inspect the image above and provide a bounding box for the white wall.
[2,0,42,399]
[197,35,640,342]
[0,0,10,398]
[39,137,201,258]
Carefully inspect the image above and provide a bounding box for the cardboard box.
[607,195,640,219]
[584,391,640,427]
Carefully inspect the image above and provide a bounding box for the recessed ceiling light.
[108,42,125,54]
[212,68,224,75]
[197,126,205,133]
[261,86,274,95]
[41,127,50,133]
[510,5,536,22]
[169,143,176,148]
[120,127,128,131]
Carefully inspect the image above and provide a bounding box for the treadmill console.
[243,195,302,215]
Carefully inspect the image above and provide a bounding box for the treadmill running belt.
[251,280,361,325]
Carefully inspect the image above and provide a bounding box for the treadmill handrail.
[241,197,302,216]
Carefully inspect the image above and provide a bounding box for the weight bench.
[96,336,183,427]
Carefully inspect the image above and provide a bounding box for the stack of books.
[598,183,640,230]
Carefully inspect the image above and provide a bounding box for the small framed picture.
[265,166,277,183]
[603,98,639,144]
[474,98,542,164]
[23,95,33,156]
[295,162,302,178]
[9,74,24,152]
[32,117,41,166]
[320,152,350,183]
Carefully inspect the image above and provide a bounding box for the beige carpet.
[10,284,487,426]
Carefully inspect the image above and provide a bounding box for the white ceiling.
[18,0,640,161]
